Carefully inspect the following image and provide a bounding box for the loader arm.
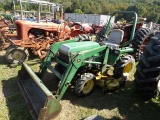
[39,38,78,78]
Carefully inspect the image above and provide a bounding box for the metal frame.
[14,0,62,22]
[104,11,138,47]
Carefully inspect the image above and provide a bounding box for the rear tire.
[77,34,93,41]
[5,46,29,64]
[134,37,160,98]
[75,73,95,97]
[132,28,154,61]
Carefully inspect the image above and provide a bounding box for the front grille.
[57,51,70,64]
[55,63,66,75]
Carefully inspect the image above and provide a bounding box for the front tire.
[113,55,135,85]
[5,46,29,64]
[75,73,95,97]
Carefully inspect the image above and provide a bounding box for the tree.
[147,11,159,23]
[3,2,13,11]
[74,9,83,14]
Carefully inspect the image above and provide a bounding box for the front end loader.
[17,63,62,120]
[17,11,139,119]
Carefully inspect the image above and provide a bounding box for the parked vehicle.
[3,1,86,64]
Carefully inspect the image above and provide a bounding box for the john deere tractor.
[16,11,152,120]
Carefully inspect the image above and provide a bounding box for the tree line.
[1,0,160,23]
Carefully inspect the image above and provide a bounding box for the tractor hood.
[15,20,70,31]
[59,41,100,55]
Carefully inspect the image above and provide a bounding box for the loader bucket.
[17,63,61,120]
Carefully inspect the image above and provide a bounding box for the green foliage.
[74,9,83,14]
[147,11,159,23]
[1,0,160,23]
[3,2,13,11]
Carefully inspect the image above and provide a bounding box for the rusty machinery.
[3,1,86,64]
[4,19,86,64]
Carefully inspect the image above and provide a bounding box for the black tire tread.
[75,73,95,97]
[77,34,93,41]
[113,55,135,85]
[132,28,154,61]
[134,36,160,98]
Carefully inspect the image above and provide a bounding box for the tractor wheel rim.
[11,51,24,61]
[158,80,160,93]
[139,37,150,53]
[123,62,133,76]
[83,80,94,94]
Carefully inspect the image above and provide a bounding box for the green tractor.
[16,11,151,119]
